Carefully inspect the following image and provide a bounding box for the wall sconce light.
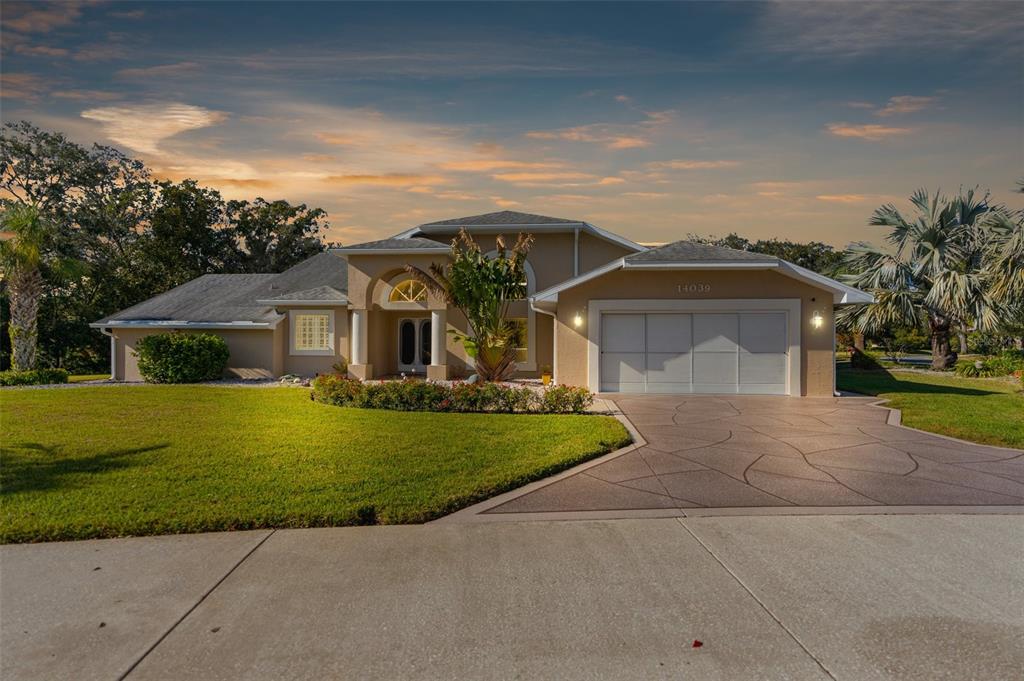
[811,311,824,329]
[573,313,584,328]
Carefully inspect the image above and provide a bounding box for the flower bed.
[312,375,593,414]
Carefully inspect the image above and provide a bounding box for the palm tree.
[0,203,69,371]
[407,229,534,382]
[983,207,1024,327]
[837,188,1001,370]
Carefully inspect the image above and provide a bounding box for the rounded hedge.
[134,332,230,383]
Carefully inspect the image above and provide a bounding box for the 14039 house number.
[678,283,712,294]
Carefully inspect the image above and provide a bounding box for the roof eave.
[334,247,450,255]
[255,299,349,306]
[90,317,285,330]
[622,261,778,270]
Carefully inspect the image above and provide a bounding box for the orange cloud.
[647,159,740,170]
[324,174,447,187]
[526,127,652,150]
[3,2,83,33]
[315,132,365,146]
[301,153,336,162]
[0,73,47,101]
[437,159,561,171]
[214,178,276,189]
[82,103,228,154]
[491,197,520,208]
[825,123,912,141]
[51,89,121,101]
[816,194,866,203]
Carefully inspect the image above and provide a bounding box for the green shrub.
[311,376,594,414]
[955,359,999,378]
[0,368,70,386]
[538,385,594,413]
[988,350,1024,376]
[134,332,230,383]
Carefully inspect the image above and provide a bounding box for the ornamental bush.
[0,367,70,386]
[311,375,594,414]
[134,332,230,383]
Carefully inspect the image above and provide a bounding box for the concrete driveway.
[456,395,1024,520]
[2,516,1022,680]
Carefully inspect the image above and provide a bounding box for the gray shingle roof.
[94,250,350,325]
[625,240,779,264]
[335,236,449,251]
[419,210,579,227]
[94,274,281,325]
[257,285,347,303]
[251,251,347,299]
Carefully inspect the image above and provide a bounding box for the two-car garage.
[597,308,795,395]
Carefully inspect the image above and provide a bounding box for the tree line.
[0,121,329,372]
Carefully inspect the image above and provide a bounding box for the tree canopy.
[0,121,330,372]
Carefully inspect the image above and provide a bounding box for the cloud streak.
[81,103,228,154]
[825,122,913,141]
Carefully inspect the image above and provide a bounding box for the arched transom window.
[389,279,428,303]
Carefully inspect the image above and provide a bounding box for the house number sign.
[677,283,712,294]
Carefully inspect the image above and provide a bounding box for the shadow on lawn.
[0,442,169,495]
[838,369,1009,397]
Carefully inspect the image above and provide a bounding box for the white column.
[430,309,445,366]
[351,309,367,365]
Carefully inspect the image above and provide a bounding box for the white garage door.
[600,312,789,394]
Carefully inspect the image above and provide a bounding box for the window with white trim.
[293,313,331,352]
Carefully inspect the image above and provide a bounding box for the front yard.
[0,386,630,543]
[838,368,1023,449]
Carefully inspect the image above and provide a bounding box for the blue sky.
[2,1,1022,246]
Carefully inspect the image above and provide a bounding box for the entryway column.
[427,309,447,380]
[349,309,373,379]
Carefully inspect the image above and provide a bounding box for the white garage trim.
[586,299,801,395]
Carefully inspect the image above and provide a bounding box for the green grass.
[0,386,630,543]
[69,374,109,383]
[838,368,1024,449]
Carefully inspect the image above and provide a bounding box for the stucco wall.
[276,306,349,376]
[554,269,836,396]
[113,328,278,381]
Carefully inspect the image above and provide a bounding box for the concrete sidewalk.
[2,516,1021,680]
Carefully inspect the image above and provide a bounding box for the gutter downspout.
[99,327,115,381]
[833,306,840,397]
[530,299,558,384]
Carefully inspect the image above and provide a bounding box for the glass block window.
[389,279,428,303]
[294,313,331,351]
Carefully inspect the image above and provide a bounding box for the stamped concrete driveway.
[474,395,1024,517]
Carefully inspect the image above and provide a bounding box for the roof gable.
[419,210,578,227]
[625,240,778,264]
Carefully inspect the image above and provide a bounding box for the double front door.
[397,318,432,372]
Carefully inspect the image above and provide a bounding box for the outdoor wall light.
[811,311,824,329]
[573,313,584,328]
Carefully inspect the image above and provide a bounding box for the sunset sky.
[2,1,1022,247]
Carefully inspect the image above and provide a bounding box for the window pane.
[509,318,528,362]
[399,320,416,365]
[389,280,427,303]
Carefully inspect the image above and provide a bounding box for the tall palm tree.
[837,188,1001,370]
[0,203,69,370]
[983,207,1024,326]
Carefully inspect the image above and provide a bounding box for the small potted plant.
[540,364,553,386]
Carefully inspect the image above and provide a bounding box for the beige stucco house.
[92,211,871,396]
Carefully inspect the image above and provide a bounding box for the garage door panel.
[602,314,644,352]
[693,352,738,385]
[646,314,691,353]
[739,352,787,385]
[646,352,692,385]
[693,314,738,352]
[739,313,787,353]
[600,352,645,392]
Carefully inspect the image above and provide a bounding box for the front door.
[397,318,432,373]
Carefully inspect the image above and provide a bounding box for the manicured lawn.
[838,368,1024,449]
[0,386,630,543]
[69,374,109,383]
